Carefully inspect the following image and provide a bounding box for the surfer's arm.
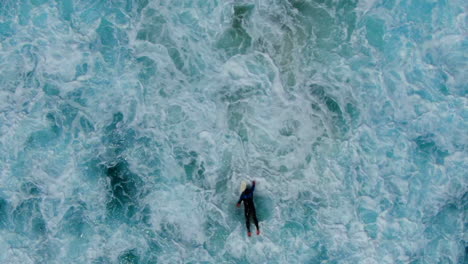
[236,195,244,207]
[251,180,256,192]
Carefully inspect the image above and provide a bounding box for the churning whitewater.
[0,0,466,263]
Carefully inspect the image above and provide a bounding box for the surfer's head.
[240,181,247,193]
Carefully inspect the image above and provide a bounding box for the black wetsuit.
[237,182,259,233]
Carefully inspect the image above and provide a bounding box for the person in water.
[236,180,260,237]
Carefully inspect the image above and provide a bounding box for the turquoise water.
[0,0,466,263]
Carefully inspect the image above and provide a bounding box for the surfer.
[236,180,260,237]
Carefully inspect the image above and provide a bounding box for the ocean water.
[0,0,466,263]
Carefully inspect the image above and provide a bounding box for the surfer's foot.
[256,230,260,235]
[248,232,252,237]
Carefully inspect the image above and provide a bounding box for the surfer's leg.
[244,208,251,233]
[252,206,259,230]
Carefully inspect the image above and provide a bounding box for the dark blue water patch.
[125,0,149,14]
[92,256,112,264]
[306,241,330,263]
[311,89,342,115]
[18,0,32,26]
[402,0,436,24]
[388,197,411,219]
[98,19,119,46]
[78,1,105,25]
[379,198,392,211]
[43,83,60,96]
[136,56,157,84]
[32,216,47,236]
[75,0,134,28]
[46,111,61,126]
[58,202,91,238]
[254,194,274,221]
[289,0,331,38]
[0,21,14,40]
[279,119,300,137]
[358,206,378,224]
[23,70,41,91]
[31,0,49,6]
[26,116,61,149]
[12,198,47,238]
[422,202,464,263]
[81,157,103,183]
[384,178,404,197]
[104,160,143,224]
[336,0,357,41]
[409,66,450,98]
[409,258,424,264]
[220,83,267,103]
[396,23,428,44]
[94,18,129,65]
[309,84,349,136]
[79,113,145,225]
[364,224,378,239]
[345,103,360,127]
[11,150,33,179]
[103,112,136,156]
[108,7,129,25]
[232,4,254,29]
[74,63,88,78]
[66,86,97,107]
[167,46,185,72]
[77,0,135,24]
[465,246,468,264]
[59,103,79,127]
[462,192,468,213]
[135,9,187,73]
[413,134,449,165]
[33,239,62,264]
[0,1,18,20]
[433,69,450,96]
[21,181,42,196]
[405,69,446,102]
[324,96,343,117]
[216,4,253,57]
[365,17,386,51]
[136,9,166,44]
[172,147,207,185]
[57,0,74,21]
[141,204,152,226]
[79,116,95,134]
[424,203,461,238]
[185,158,205,183]
[216,25,251,58]
[132,136,162,176]
[0,197,11,229]
[118,249,140,264]
[81,112,136,180]
[106,112,124,130]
